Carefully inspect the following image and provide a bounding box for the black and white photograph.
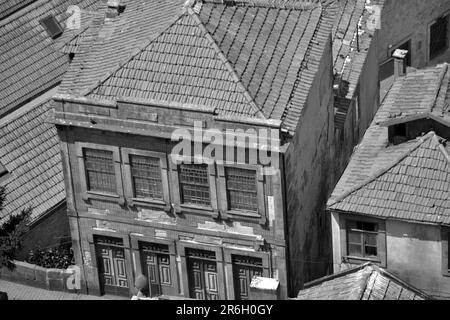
[0,0,449,309]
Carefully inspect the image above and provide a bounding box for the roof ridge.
[196,0,323,10]
[54,9,101,51]
[302,262,373,289]
[359,268,377,300]
[80,12,186,97]
[432,134,450,165]
[374,265,434,299]
[186,7,267,119]
[328,131,437,207]
[429,63,449,113]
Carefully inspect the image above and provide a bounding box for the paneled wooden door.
[95,237,129,296]
[232,255,263,300]
[140,243,174,297]
[187,249,219,300]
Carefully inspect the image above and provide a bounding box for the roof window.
[40,15,63,39]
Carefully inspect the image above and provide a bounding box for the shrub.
[27,242,75,269]
[0,207,32,270]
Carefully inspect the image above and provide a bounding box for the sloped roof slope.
[297,263,431,300]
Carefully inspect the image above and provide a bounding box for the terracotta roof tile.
[328,64,450,225]
[0,97,64,224]
[297,263,431,300]
[0,0,100,118]
[61,0,336,132]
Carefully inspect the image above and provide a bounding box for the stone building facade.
[52,0,337,299]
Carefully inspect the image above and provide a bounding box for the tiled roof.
[0,95,65,224]
[59,0,187,96]
[332,0,384,128]
[0,0,101,118]
[328,64,450,225]
[378,63,450,126]
[296,263,431,300]
[0,0,36,21]
[61,0,336,132]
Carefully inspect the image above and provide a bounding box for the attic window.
[40,15,63,39]
[390,123,408,145]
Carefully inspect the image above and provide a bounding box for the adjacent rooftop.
[328,63,450,225]
[296,263,431,300]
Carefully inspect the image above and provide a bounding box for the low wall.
[0,260,80,293]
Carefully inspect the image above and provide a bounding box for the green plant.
[0,197,32,270]
[27,242,75,269]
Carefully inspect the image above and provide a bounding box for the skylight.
[40,15,63,39]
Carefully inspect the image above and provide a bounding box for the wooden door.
[95,237,129,296]
[232,255,263,300]
[140,243,173,297]
[187,249,219,300]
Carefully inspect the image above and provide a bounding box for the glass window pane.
[84,148,116,193]
[348,244,363,257]
[225,167,258,212]
[365,245,378,257]
[348,230,362,244]
[130,155,162,199]
[365,233,377,246]
[179,164,210,206]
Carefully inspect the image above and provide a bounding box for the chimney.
[392,48,408,78]
[106,0,126,19]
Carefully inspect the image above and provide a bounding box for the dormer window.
[40,15,63,39]
[389,123,407,145]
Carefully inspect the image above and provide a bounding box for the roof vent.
[40,15,63,39]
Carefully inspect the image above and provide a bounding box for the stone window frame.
[121,148,171,211]
[339,214,387,268]
[129,234,179,295]
[169,159,219,219]
[75,142,125,205]
[223,247,271,300]
[177,241,226,299]
[216,163,267,225]
[428,12,450,62]
[441,228,450,277]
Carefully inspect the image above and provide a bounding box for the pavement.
[0,279,117,300]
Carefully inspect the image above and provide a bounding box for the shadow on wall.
[16,202,70,261]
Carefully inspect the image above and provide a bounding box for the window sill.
[129,198,169,210]
[83,191,124,205]
[175,204,219,218]
[221,210,267,226]
[343,255,381,264]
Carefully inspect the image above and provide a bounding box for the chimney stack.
[392,48,408,78]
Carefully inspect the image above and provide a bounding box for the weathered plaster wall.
[18,202,70,261]
[386,220,450,299]
[284,34,335,296]
[379,0,450,67]
[57,124,289,298]
[332,212,450,299]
